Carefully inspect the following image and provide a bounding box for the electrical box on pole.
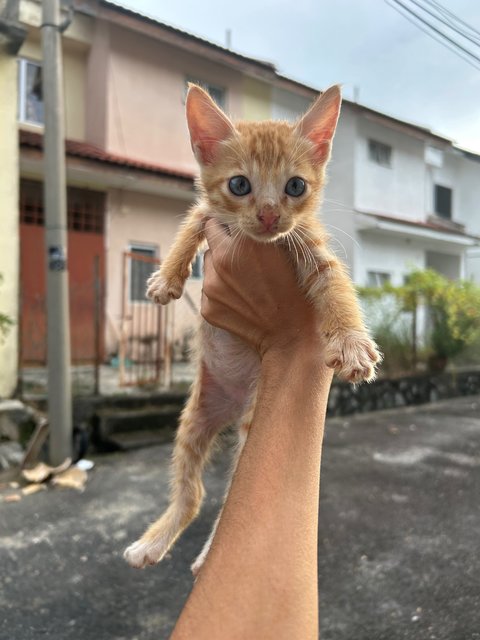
[41,0,73,465]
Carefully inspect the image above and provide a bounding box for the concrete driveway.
[1,395,479,640]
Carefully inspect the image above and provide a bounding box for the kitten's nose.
[257,207,280,232]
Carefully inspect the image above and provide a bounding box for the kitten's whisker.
[229,227,244,271]
[322,198,350,209]
[287,231,300,266]
[322,223,361,250]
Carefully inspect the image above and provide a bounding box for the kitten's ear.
[186,84,235,165]
[295,85,342,165]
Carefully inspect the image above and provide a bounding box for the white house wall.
[455,154,480,283]
[271,86,310,122]
[354,116,427,221]
[359,232,426,285]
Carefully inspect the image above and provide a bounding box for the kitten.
[124,84,381,572]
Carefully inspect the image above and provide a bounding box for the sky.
[116,0,480,153]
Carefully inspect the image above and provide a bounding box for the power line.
[421,0,480,41]
[385,0,480,70]
[390,0,480,64]
[407,0,480,47]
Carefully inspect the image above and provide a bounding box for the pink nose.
[257,210,280,232]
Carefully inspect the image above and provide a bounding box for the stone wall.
[327,370,480,416]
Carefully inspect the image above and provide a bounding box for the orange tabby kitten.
[124,84,381,572]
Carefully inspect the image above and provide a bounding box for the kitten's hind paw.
[124,539,169,569]
[146,271,183,305]
[325,330,382,383]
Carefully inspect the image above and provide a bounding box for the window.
[367,271,391,287]
[368,139,392,167]
[185,77,226,109]
[18,58,44,125]
[434,184,452,220]
[129,245,158,302]
[191,251,204,279]
[19,179,105,232]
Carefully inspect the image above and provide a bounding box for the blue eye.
[285,177,306,197]
[229,176,251,196]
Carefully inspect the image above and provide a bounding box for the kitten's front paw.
[146,271,183,305]
[124,539,168,569]
[325,330,381,383]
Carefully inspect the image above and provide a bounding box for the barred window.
[129,245,158,302]
[19,180,105,233]
[368,139,392,168]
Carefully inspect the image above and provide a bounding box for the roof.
[19,130,195,182]
[359,210,480,242]
[99,0,276,73]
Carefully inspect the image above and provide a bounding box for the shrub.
[359,269,480,373]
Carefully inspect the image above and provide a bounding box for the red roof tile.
[19,130,195,182]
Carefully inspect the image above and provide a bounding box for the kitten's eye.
[228,176,251,196]
[285,177,306,197]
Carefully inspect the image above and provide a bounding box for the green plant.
[359,293,415,376]
[359,269,480,372]
[0,274,14,341]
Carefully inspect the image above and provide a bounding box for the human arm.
[171,219,333,640]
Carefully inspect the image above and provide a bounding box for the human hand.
[201,218,323,358]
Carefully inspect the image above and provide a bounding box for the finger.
[204,218,232,254]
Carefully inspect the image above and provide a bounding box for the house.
[0,0,479,397]
[321,105,480,287]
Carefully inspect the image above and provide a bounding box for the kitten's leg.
[301,242,381,383]
[190,409,252,578]
[146,204,206,305]
[124,362,239,569]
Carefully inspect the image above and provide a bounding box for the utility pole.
[41,0,72,465]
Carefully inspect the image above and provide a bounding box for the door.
[20,179,106,364]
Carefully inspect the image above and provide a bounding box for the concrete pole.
[41,0,72,465]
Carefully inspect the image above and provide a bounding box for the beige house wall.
[0,53,20,397]
[242,77,272,121]
[105,189,201,357]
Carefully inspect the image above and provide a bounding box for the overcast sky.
[116,0,480,153]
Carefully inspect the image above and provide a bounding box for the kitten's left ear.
[186,84,236,165]
[295,85,342,165]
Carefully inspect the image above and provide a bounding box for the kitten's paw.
[325,330,381,383]
[146,271,183,305]
[123,539,168,569]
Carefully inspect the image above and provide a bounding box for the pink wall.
[105,188,202,355]
[102,24,244,173]
[86,19,110,148]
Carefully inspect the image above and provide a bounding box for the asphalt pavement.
[1,395,479,640]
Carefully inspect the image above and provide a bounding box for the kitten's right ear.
[295,85,342,165]
[186,84,235,165]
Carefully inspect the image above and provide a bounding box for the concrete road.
[1,395,479,640]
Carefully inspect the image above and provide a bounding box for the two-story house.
[322,105,480,287]
[0,0,478,397]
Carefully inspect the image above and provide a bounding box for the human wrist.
[261,334,326,372]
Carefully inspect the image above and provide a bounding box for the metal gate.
[119,251,171,387]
